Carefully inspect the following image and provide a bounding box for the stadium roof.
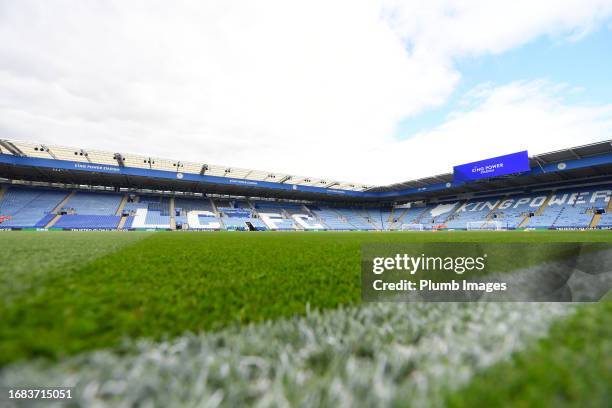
[1,138,611,202]
[0,139,373,192]
[370,140,612,197]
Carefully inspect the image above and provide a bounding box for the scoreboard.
[453,151,529,182]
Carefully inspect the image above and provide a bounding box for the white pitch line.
[1,302,576,408]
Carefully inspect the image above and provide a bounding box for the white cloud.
[0,1,611,185]
[375,81,612,183]
[382,0,612,57]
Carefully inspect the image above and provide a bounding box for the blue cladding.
[453,151,529,182]
[2,152,612,199]
[0,154,405,198]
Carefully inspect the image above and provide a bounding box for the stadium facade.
[1,138,612,231]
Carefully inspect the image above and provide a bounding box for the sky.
[1,0,612,186]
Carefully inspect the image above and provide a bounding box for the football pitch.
[1,230,610,407]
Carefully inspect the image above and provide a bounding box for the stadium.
[0,137,611,407]
[2,1,612,407]
[1,139,612,232]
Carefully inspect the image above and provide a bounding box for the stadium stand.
[62,191,123,215]
[175,197,222,230]
[1,183,611,231]
[307,206,353,230]
[0,185,67,228]
[386,207,410,230]
[362,208,394,230]
[444,197,504,229]
[1,140,612,231]
[250,201,299,230]
[220,208,267,231]
[598,212,612,228]
[212,199,265,230]
[122,216,136,229]
[481,192,546,229]
[332,208,375,230]
[395,205,430,229]
[175,197,215,213]
[417,202,459,228]
[549,187,610,228]
[280,203,325,230]
[122,195,172,229]
[54,215,121,229]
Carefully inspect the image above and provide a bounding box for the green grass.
[1,230,611,366]
[0,231,149,304]
[446,300,612,407]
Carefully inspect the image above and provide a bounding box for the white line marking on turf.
[0,302,576,407]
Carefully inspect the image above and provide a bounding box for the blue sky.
[396,25,612,138]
